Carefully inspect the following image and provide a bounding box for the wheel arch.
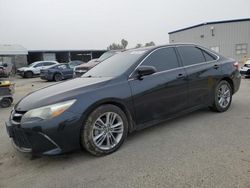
[53,72,63,79]
[220,77,234,94]
[81,98,135,133]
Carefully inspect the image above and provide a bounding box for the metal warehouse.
[169,18,250,62]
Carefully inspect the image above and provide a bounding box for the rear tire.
[210,80,232,112]
[81,104,128,156]
[54,73,62,82]
[0,98,12,108]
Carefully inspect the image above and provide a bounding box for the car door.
[129,47,188,126]
[62,64,73,78]
[176,45,221,108]
[56,64,70,78]
[33,63,44,74]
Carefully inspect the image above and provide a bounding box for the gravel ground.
[0,77,250,188]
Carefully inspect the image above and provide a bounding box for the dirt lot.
[0,77,250,188]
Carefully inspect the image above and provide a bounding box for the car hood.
[15,77,112,111]
[76,61,100,68]
[18,67,28,71]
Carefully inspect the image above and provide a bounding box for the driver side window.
[141,47,179,72]
[34,63,44,68]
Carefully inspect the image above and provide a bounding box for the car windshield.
[28,62,36,67]
[69,61,84,68]
[83,50,147,77]
[98,51,117,62]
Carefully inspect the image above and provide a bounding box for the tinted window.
[178,46,205,66]
[34,63,44,68]
[142,48,179,72]
[202,50,216,62]
[43,62,56,66]
[58,64,69,69]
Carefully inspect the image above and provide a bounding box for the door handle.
[177,73,185,79]
[214,64,219,69]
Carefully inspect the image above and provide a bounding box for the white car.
[17,61,59,78]
[240,59,250,78]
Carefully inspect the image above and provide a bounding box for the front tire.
[54,73,62,82]
[0,98,12,108]
[210,80,232,112]
[24,71,33,78]
[81,104,128,156]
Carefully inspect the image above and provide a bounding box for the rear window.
[202,50,216,62]
[43,62,56,66]
[177,46,205,66]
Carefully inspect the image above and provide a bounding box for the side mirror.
[3,63,8,67]
[137,66,156,79]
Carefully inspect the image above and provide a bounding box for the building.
[27,50,106,64]
[0,44,28,69]
[0,44,107,69]
[169,18,250,61]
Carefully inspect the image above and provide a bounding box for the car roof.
[126,43,203,52]
[32,61,58,64]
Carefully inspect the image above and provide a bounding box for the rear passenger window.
[202,50,216,62]
[177,46,205,66]
[142,47,179,72]
[44,62,55,66]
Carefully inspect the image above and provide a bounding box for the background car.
[74,51,120,77]
[68,60,85,68]
[40,63,74,82]
[0,62,13,78]
[240,59,250,77]
[17,61,59,78]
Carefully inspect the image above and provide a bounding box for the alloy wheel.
[92,112,124,150]
[217,84,231,108]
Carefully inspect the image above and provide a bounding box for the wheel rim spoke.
[96,134,106,146]
[94,132,105,142]
[110,122,122,129]
[106,134,111,148]
[109,132,117,145]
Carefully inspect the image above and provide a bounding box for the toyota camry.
[6,44,241,156]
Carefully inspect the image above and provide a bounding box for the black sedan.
[40,64,74,82]
[6,44,241,156]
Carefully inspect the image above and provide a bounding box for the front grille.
[12,127,31,149]
[11,110,26,124]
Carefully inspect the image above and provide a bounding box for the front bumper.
[5,110,83,156]
[17,70,24,76]
[74,70,87,78]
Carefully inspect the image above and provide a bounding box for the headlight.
[21,99,76,122]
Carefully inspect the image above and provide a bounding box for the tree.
[121,39,128,49]
[135,44,142,48]
[107,43,124,50]
[107,39,128,50]
[145,41,155,47]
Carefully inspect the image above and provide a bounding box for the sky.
[0,0,250,50]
